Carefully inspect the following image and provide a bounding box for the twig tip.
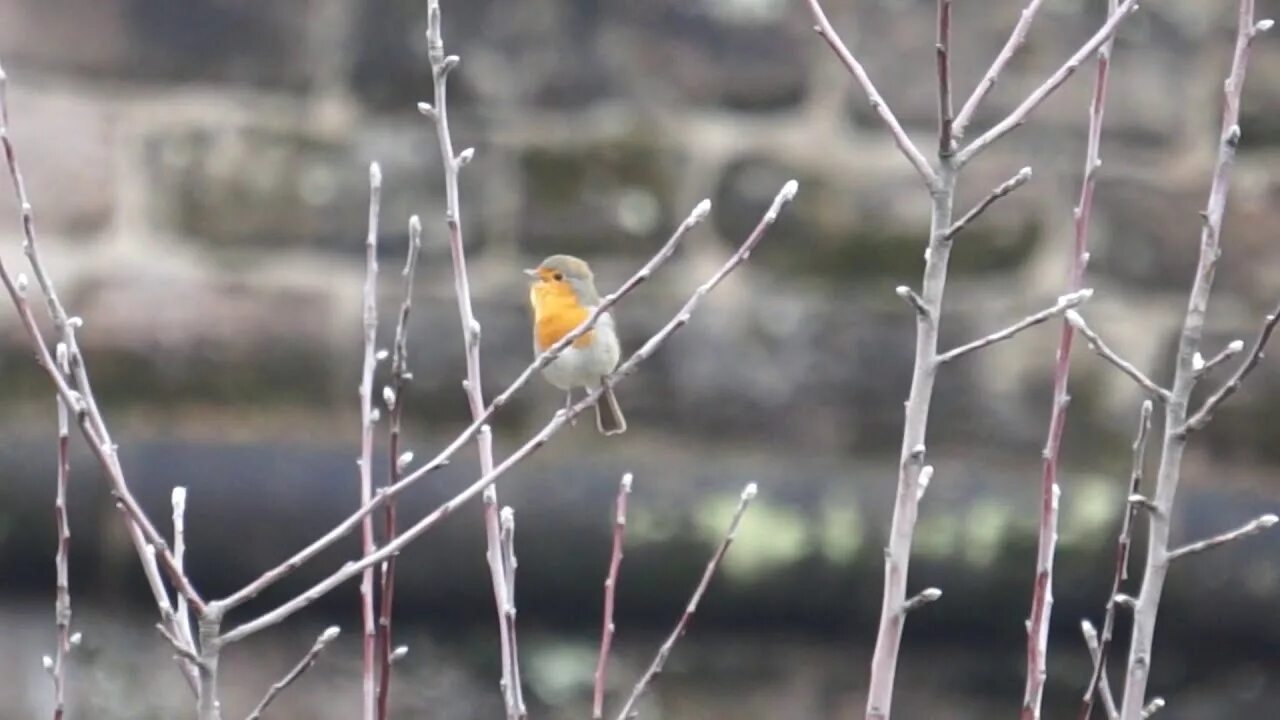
[369,162,382,187]
[1227,339,1245,352]
[1256,19,1275,33]
[171,486,187,507]
[1259,514,1279,528]
[742,483,759,500]
[621,472,634,493]
[321,626,341,642]
[692,198,712,222]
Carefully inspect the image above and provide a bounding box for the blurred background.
[1,0,1279,717]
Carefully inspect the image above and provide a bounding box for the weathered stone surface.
[0,0,314,89]
[612,0,811,111]
[517,131,681,257]
[0,83,115,236]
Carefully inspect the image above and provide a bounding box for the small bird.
[525,255,626,435]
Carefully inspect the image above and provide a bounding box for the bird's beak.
[523,268,539,279]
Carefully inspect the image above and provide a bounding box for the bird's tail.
[595,383,627,436]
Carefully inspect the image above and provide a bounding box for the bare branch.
[936,0,954,156]
[377,215,423,720]
[51,343,73,720]
[356,162,382,720]
[1180,300,1280,435]
[1080,400,1151,720]
[802,0,937,187]
[1120,6,1268,714]
[1079,621,1120,720]
[156,624,203,669]
[614,483,758,720]
[952,0,1051,138]
[937,290,1091,364]
[945,167,1032,241]
[594,473,633,720]
[1027,10,1119,716]
[245,626,342,720]
[1167,514,1278,562]
[216,182,797,647]
[955,0,1141,167]
[172,488,196,655]
[1065,311,1171,402]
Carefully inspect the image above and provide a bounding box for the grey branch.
[944,167,1032,240]
[803,0,937,187]
[594,473,633,720]
[1180,300,1280,435]
[614,484,757,720]
[245,626,341,720]
[936,289,1091,364]
[952,0,1050,138]
[955,0,1141,166]
[1065,311,1171,402]
[1080,621,1120,720]
[1141,698,1166,719]
[357,161,381,720]
[1166,514,1278,562]
[157,623,203,669]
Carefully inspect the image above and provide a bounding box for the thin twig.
[377,215,422,720]
[1080,621,1120,720]
[423,2,520,709]
[1081,400,1151,720]
[1065,311,1172,402]
[594,473,633,719]
[1120,5,1269,717]
[157,624,203,669]
[1141,698,1165,718]
[216,182,797,647]
[1166,514,1278,562]
[1026,10,1118,717]
[357,162,382,720]
[50,343,72,720]
[499,507,526,718]
[952,0,1051,139]
[1192,339,1244,379]
[1180,300,1280,435]
[936,0,954,156]
[1,58,203,692]
[901,587,943,614]
[245,626,341,720]
[944,167,1032,241]
[936,289,1091,364]
[172,487,195,656]
[214,196,712,614]
[955,0,1141,167]
[613,483,758,720]
[803,0,937,187]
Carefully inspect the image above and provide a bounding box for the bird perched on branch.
[525,255,626,435]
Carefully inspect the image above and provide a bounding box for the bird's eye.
[553,272,564,281]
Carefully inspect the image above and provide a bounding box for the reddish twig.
[215,182,797,646]
[376,214,422,720]
[594,473,633,719]
[936,0,954,156]
[1023,8,1119,716]
[613,483,757,720]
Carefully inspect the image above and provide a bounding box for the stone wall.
[2,1,1279,460]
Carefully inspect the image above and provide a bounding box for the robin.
[525,255,626,435]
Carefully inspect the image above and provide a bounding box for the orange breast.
[531,284,595,351]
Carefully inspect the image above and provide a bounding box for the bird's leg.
[565,389,576,426]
